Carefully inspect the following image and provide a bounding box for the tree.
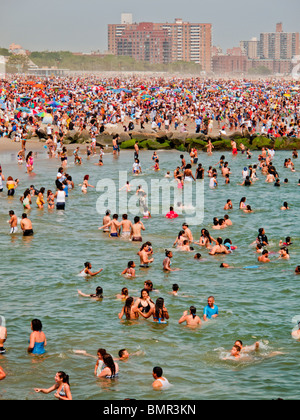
[248,66,272,76]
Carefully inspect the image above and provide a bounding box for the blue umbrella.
[17,107,31,112]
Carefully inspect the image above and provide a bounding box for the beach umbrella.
[17,107,31,112]
[19,96,31,103]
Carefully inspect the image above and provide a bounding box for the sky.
[0,0,299,53]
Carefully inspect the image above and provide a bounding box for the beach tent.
[42,113,53,124]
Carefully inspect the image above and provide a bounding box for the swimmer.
[99,213,121,237]
[98,354,119,379]
[223,344,241,360]
[138,297,169,323]
[278,247,290,260]
[20,213,33,236]
[77,286,103,299]
[203,296,218,321]
[165,206,178,219]
[0,366,6,380]
[173,230,185,247]
[169,284,179,296]
[121,261,136,277]
[34,371,72,400]
[119,214,133,238]
[279,237,292,247]
[291,322,300,339]
[178,306,202,327]
[280,202,289,210]
[224,214,232,226]
[220,263,233,268]
[119,181,132,192]
[209,237,230,255]
[224,199,233,210]
[47,190,55,210]
[163,250,180,271]
[118,297,139,320]
[177,239,194,252]
[152,366,171,389]
[28,318,47,355]
[258,249,270,263]
[36,187,46,209]
[79,262,103,277]
[116,287,129,300]
[0,316,7,354]
[143,206,151,219]
[137,243,154,268]
[256,243,263,253]
[194,229,216,249]
[130,216,145,242]
[256,228,269,246]
[101,210,111,232]
[73,147,82,164]
[239,197,247,209]
[94,348,107,375]
[117,349,130,360]
[80,175,95,194]
[8,210,18,234]
[243,205,253,213]
[182,223,193,243]
[194,253,202,260]
[234,339,259,353]
[133,289,154,315]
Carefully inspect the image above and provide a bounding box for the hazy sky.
[0,0,299,53]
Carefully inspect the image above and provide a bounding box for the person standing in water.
[0,316,7,354]
[178,306,202,327]
[152,366,171,389]
[34,371,72,400]
[203,296,219,321]
[28,319,47,355]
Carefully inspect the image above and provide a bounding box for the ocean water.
[0,147,299,400]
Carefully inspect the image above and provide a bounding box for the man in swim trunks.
[20,213,33,236]
[231,140,238,155]
[112,135,120,155]
[99,214,121,237]
[8,210,18,234]
[102,210,111,232]
[138,243,154,268]
[119,214,133,238]
[130,216,145,241]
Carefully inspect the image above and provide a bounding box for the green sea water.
[0,147,299,400]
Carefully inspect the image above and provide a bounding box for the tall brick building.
[108,16,212,72]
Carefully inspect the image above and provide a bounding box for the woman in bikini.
[34,371,72,400]
[137,297,169,324]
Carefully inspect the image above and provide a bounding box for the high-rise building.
[240,38,259,59]
[116,22,172,64]
[108,15,212,71]
[259,23,299,59]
